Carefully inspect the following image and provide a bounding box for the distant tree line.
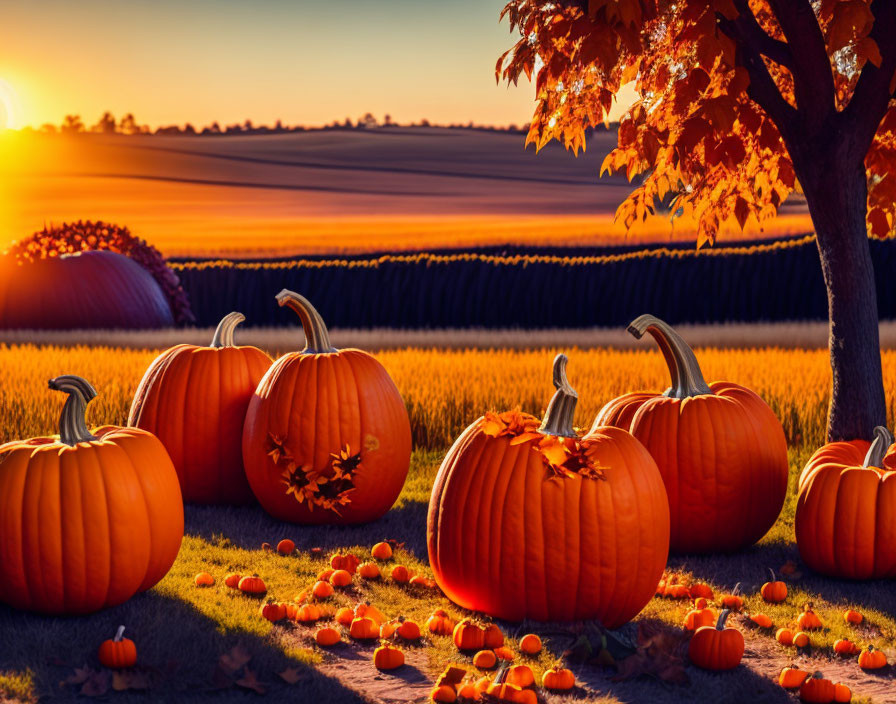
[27,111,606,137]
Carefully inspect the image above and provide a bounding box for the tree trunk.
[801,156,886,442]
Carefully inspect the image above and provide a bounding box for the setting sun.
[0,78,22,130]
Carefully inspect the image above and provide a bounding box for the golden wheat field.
[3,343,890,451]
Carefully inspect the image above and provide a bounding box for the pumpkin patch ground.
[1,436,895,703]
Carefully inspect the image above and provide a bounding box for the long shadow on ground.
[0,591,365,703]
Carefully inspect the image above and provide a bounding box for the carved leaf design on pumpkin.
[479,410,606,481]
[272,435,361,513]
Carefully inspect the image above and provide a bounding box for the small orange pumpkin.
[259,601,286,622]
[350,617,379,640]
[397,619,421,641]
[335,606,355,625]
[457,682,481,701]
[779,664,809,689]
[799,672,835,703]
[372,542,393,560]
[749,612,773,629]
[694,597,709,609]
[684,607,716,632]
[330,570,352,587]
[761,568,787,603]
[858,645,887,670]
[355,602,386,625]
[833,638,857,656]
[315,626,340,646]
[454,620,485,651]
[482,624,504,649]
[834,683,852,703]
[486,682,536,704]
[317,568,335,582]
[224,572,242,589]
[427,609,456,635]
[312,580,334,599]
[542,667,575,691]
[519,634,542,655]
[330,553,361,574]
[505,664,534,688]
[843,609,863,625]
[98,626,137,669]
[374,643,405,670]
[194,572,215,587]
[380,621,397,639]
[238,575,267,595]
[776,628,795,646]
[276,539,295,555]
[391,565,411,583]
[689,582,714,601]
[358,562,381,579]
[797,603,823,631]
[688,610,744,670]
[293,604,321,623]
[793,631,811,648]
[473,650,497,669]
[431,684,457,702]
[720,583,744,611]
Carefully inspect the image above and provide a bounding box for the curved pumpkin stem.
[210,311,246,348]
[767,568,777,582]
[716,609,731,630]
[276,289,337,354]
[114,625,126,642]
[539,354,578,438]
[862,426,894,469]
[48,375,98,446]
[627,314,713,399]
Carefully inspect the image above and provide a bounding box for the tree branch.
[766,0,836,130]
[841,0,896,158]
[724,0,793,69]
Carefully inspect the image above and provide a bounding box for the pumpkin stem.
[627,314,713,399]
[114,625,126,642]
[538,354,578,438]
[767,568,777,583]
[862,426,894,469]
[276,290,337,354]
[732,582,741,596]
[717,609,731,630]
[48,375,98,446]
[210,311,246,348]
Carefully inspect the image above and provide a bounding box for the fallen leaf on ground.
[219,645,252,673]
[611,622,689,685]
[61,666,93,686]
[236,668,266,694]
[80,670,111,697]
[111,670,151,691]
[278,667,307,684]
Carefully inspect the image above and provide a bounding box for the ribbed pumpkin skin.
[795,440,896,579]
[596,381,788,553]
[427,425,669,625]
[242,349,411,524]
[0,427,184,614]
[129,344,272,504]
[0,251,173,329]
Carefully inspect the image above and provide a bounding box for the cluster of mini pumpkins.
[657,567,888,699]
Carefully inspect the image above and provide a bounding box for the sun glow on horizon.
[0,78,24,130]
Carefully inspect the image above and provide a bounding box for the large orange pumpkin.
[795,426,896,579]
[428,354,669,625]
[129,312,272,504]
[593,315,788,553]
[0,376,183,614]
[242,290,411,524]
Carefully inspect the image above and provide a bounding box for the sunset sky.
[0,0,635,131]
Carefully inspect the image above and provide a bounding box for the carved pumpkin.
[796,426,896,579]
[688,610,744,670]
[242,290,411,524]
[0,250,174,330]
[761,568,787,603]
[0,376,183,614]
[593,315,788,553]
[129,312,271,505]
[428,354,669,625]
[98,626,137,669]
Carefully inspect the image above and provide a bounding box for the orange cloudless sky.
[0,0,634,131]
